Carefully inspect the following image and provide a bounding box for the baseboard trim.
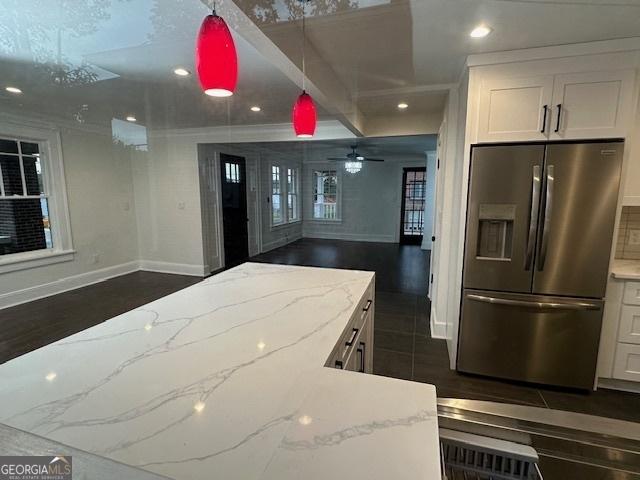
[0,261,140,310]
[597,377,640,394]
[302,232,397,243]
[138,260,206,277]
[430,308,447,339]
[261,234,303,254]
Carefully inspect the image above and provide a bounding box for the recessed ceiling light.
[126,115,137,122]
[470,24,492,38]
[398,102,409,110]
[45,372,57,382]
[5,86,22,94]
[194,401,206,413]
[173,67,191,76]
[250,106,261,112]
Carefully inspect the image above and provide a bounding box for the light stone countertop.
[611,259,640,280]
[0,263,440,480]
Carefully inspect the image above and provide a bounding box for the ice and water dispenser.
[475,204,515,261]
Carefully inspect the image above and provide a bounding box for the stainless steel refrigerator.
[458,142,623,389]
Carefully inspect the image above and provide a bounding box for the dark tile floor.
[2,239,639,424]
[0,271,201,364]
[256,238,640,424]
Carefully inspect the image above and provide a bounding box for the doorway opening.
[220,153,249,268]
[400,167,427,245]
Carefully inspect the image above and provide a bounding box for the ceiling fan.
[327,146,384,173]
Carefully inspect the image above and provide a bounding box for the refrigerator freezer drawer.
[457,290,603,389]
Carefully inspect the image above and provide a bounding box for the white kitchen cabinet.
[326,282,374,374]
[623,281,640,305]
[477,75,554,142]
[619,305,640,344]
[550,70,634,140]
[477,70,635,143]
[613,343,640,382]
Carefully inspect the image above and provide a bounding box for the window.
[287,167,299,222]
[0,123,73,273]
[271,165,283,225]
[0,138,52,256]
[313,170,339,220]
[225,162,240,183]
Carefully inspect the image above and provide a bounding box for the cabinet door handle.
[363,300,372,312]
[345,328,359,346]
[554,103,562,133]
[540,105,548,134]
[357,342,365,373]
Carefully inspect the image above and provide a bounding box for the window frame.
[286,166,300,224]
[270,164,284,227]
[310,168,342,223]
[0,119,74,274]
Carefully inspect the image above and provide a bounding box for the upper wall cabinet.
[477,69,635,143]
[478,75,554,142]
[550,70,635,140]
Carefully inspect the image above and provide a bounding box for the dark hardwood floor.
[254,238,640,424]
[2,238,639,423]
[0,272,201,364]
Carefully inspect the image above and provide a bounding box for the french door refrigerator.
[458,142,623,389]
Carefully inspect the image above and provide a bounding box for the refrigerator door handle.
[525,165,542,270]
[538,164,554,271]
[467,294,600,311]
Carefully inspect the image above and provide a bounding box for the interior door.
[220,153,249,268]
[464,145,545,293]
[533,142,623,298]
[400,167,427,245]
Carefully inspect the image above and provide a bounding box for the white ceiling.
[215,134,437,162]
[1,0,639,135]
[0,0,327,130]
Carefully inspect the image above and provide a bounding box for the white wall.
[0,121,140,307]
[302,157,431,243]
[132,132,206,276]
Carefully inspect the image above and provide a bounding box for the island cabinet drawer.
[613,344,640,382]
[622,282,640,305]
[326,287,374,371]
[619,305,640,344]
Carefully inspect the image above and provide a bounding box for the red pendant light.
[293,90,317,137]
[195,9,238,97]
[292,0,317,138]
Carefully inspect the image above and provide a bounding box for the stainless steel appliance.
[458,142,623,389]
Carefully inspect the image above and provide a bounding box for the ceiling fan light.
[293,91,317,138]
[345,161,363,174]
[195,13,238,97]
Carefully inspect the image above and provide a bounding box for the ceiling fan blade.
[363,158,385,162]
[326,157,346,161]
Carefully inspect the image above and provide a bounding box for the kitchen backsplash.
[615,206,640,259]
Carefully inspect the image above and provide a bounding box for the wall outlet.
[123,201,130,211]
[91,253,100,264]
[629,229,640,246]
[177,201,185,210]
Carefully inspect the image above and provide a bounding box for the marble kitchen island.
[0,263,440,480]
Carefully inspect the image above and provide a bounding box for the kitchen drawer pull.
[363,299,372,312]
[357,342,365,373]
[346,328,359,346]
[467,294,599,311]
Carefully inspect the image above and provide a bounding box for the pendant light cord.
[301,0,306,91]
